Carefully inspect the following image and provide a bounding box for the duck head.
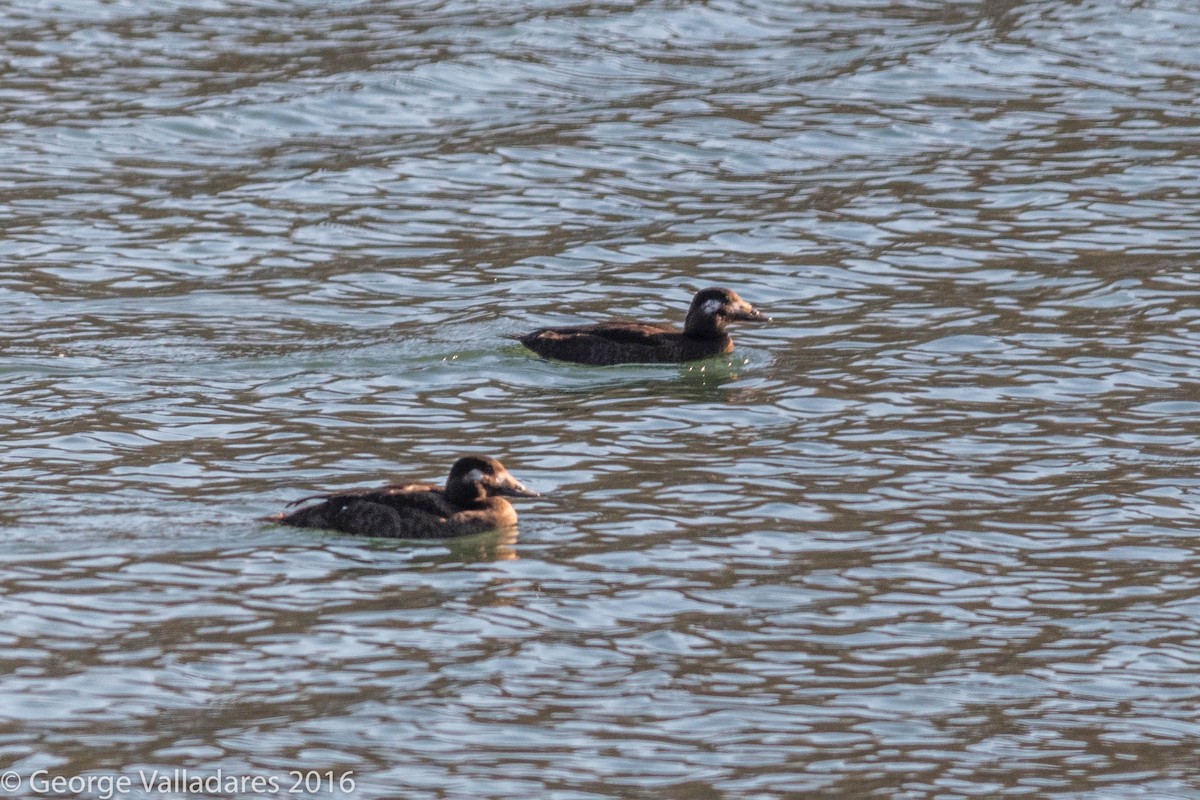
[683,287,768,338]
[446,455,540,505]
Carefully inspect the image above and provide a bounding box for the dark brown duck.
[267,455,539,539]
[517,287,768,365]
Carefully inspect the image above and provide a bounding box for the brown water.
[2,0,1200,797]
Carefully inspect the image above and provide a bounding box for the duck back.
[518,322,732,366]
[273,484,515,539]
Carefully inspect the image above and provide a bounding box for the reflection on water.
[3,0,1200,797]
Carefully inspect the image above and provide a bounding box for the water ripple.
[3,0,1200,797]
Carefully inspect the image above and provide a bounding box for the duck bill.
[727,300,770,322]
[495,475,541,498]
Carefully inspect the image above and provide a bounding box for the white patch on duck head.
[701,298,723,316]
[463,468,486,483]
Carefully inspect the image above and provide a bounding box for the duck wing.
[554,322,675,345]
[518,321,687,365]
[285,482,438,509]
[274,483,457,536]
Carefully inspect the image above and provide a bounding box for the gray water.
[2,0,1200,797]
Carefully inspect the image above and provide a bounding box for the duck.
[267,455,539,539]
[517,287,768,365]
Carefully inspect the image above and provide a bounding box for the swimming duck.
[517,287,768,365]
[268,455,539,539]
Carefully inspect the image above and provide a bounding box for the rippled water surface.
[3,0,1200,797]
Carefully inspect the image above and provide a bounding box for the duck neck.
[683,310,727,339]
[445,481,487,507]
